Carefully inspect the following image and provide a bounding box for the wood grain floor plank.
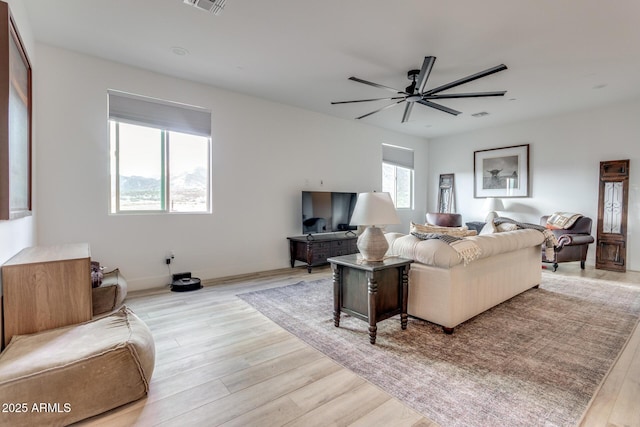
[286,368,367,412]
[217,395,304,427]
[156,358,342,427]
[347,398,433,427]
[607,336,640,427]
[220,346,325,393]
[283,381,392,427]
[580,322,640,426]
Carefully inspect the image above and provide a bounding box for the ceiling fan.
[332,56,507,122]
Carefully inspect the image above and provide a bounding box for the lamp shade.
[349,192,401,226]
[482,197,504,211]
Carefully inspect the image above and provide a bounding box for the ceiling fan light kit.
[332,56,508,123]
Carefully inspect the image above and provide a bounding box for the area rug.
[237,274,640,427]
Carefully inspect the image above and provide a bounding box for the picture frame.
[0,3,32,220]
[474,144,529,198]
[437,173,455,213]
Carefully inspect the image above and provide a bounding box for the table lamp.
[483,197,504,222]
[349,192,401,261]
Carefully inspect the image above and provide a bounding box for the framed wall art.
[0,2,32,220]
[474,144,529,198]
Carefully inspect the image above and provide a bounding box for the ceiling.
[21,0,640,138]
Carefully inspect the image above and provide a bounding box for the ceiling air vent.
[183,0,227,15]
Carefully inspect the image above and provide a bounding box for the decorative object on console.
[349,192,400,261]
[540,214,594,271]
[474,144,529,198]
[596,159,629,272]
[437,173,455,213]
[482,197,504,222]
[426,212,462,227]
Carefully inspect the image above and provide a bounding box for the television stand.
[287,233,359,273]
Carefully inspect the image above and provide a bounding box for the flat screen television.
[301,191,358,235]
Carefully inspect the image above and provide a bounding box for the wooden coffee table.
[328,254,412,344]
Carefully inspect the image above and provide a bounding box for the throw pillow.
[479,221,497,235]
[410,221,477,237]
[496,222,519,232]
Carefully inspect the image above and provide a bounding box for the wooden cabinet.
[1,243,92,347]
[288,234,358,273]
[596,160,629,272]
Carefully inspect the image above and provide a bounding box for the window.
[108,91,211,214]
[382,144,414,209]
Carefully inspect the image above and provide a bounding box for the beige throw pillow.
[496,222,519,232]
[479,221,497,235]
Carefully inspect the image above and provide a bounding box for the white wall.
[33,44,429,291]
[428,99,640,271]
[0,0,37,266]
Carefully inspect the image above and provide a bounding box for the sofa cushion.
[386,228,545,268]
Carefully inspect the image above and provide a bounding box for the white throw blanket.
[410,231,481,266]
[546,212,583,229]
[494,218,558,260]
[450,239,482,266]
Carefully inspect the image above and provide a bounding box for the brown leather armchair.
[540,215,594,271]
[426,213,462,227]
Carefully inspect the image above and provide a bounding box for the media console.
[287,233,359,273]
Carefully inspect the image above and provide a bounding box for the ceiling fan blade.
[401,103,414,123]
[422,64,508,96]
[331,96,406,105]
[356,99,406,119]
[349,76,407,94]
[424,91,507,99]
[416,56,436,93]
[417,99,461,116]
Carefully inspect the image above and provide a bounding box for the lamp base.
[357,226,389,262]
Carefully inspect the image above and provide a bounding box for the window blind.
[108,90,211,137]
[382,144,414,169]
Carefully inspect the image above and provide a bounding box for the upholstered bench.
[0,306,155,426]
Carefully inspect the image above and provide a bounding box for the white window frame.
[108,91,212,215]
[382,144,414,210]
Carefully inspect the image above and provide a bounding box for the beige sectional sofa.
[385,228,545,332]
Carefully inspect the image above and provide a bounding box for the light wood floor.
[76,264,640,427]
